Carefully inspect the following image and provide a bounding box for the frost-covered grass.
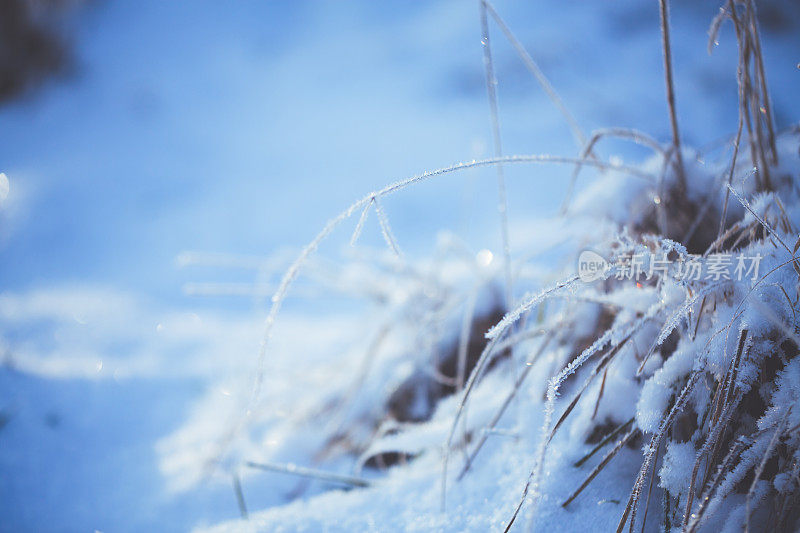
[180,2,800,532]
[2,1,800,532]
[192,130,800,531]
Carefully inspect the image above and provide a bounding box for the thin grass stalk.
[246,460,370,488]
[373,197,402,257]
[725,183,792,254]
[232,473,248,519]
[658,0,687,191]
[615,371,701,533]
[639,438,661,533]
[742,0,774,187]
[504,314,655,531]
[325,322,391,436]
[684,388,745,528]
[479,0,513,311]
[549,333,634,444]
[482,0,586,149]
[740,0,772,189]
[717,0,747,240]
[734,14,763,190]
[562,426,640,508]
[591,364,609,420]
[710,255,800,377]
[562,127,666,214]
[574,417,635,468]
[349,198,373,246]
[684,437,748,533]
[456,287,480,391]
[745,0,778,163]
[457,336,553,480]
[745,408,790,533]
[442,332,504,510]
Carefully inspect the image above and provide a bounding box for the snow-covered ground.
[1,0,798,531]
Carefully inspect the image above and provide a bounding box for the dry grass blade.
[692,295,708,340]
[684,437,748,533]
[246,460,371,488]
[457,336,553,480]
[716,0,747,240]
[503,481,528,533]
[684,387,745,528]
[637,281,729,376]
[616,371,701,533]
[562,426,640,508]
[717,0,780,235]
[592,365,609,420]
[479,0,513,310]
[349,198,373,246]
[482,0,586,149]
[486,275,581,339]
[743,0,774,186]
[563,127,666,214]
[701,331,747,489]
[549,333,633,443]
[639,439,660,533]
[707,6,728,55]
[373,197,402,257]
[725,182,792,254]
[232,473,248,520]
[745,408,791,533]
[709,254,800,366]
[501,314,654,529]
[704,221,742,256]
[744,0,777,163]
[324,322,392,436]
[456,288,480,391]
[441,332,504,510]
[658,0,686,191]
[574,417,635,468]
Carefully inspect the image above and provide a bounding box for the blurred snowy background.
[0,0,798,531]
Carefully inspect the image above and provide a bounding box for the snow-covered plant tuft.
[174,2,800,531]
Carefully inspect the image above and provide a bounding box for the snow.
[1,0,800,531]
[658,440,696,495]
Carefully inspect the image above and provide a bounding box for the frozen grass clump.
[178,1,800,531]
